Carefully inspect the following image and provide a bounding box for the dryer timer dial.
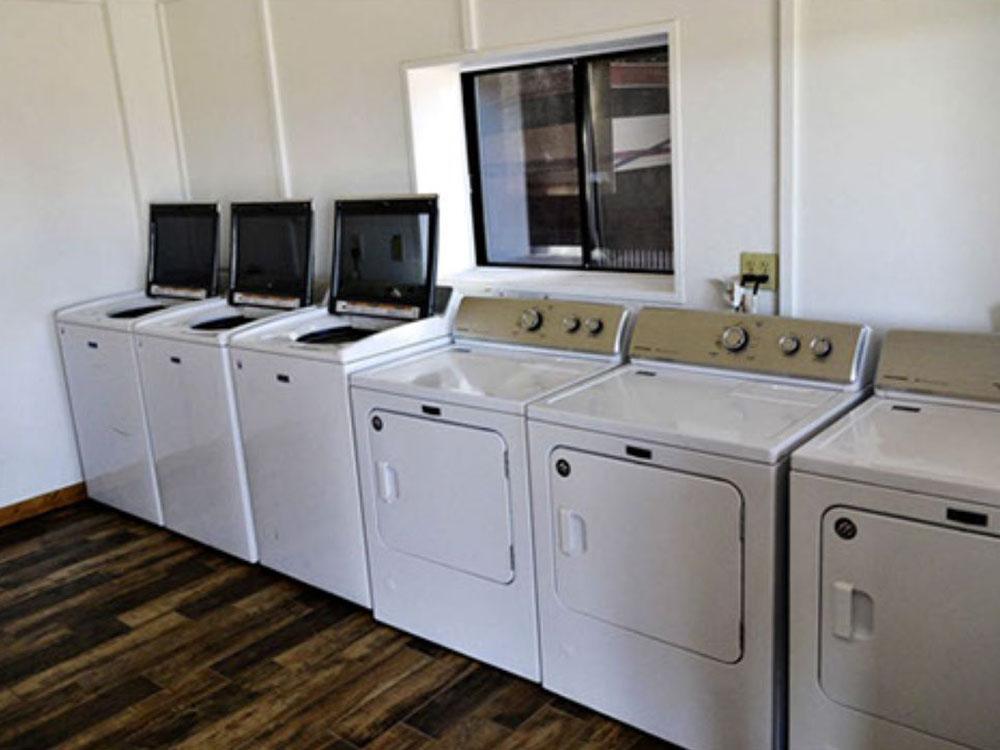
[519,308,543,332]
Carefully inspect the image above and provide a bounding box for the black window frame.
[461,43,673,276]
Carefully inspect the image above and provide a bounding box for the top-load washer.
[134,201,314,561]
[527,307,873,750]
[790,329,1000,750]
[56,203,220,524]
[228,196,451,605]
[350,296,629,679]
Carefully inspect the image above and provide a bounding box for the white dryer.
[56,203,220,524]
[790,329,1000,750]
[351,296,629,680]
[229,196,451,606]
[134,201,314,561]
[527,307,873,750]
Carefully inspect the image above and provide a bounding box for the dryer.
[56,203,220,524]
[350,296,629,680]
[527,307,872,750]
[134,201,314,561]
[229,196,450,605]
[790,329,1000,750]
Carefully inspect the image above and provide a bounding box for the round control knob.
[721,325,749,352]
[519,308,543,332]
[584,317,604,335]
[810,336,833,358]
[562,315,581,333]
[778,335,801,356]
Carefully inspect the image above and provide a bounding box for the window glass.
[150,210,217,290]
[470,63,582,266]
[336,212,431,304]
[232,211,311,299]
[587,49,672,272]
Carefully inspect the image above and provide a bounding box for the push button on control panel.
[721,325,749,352]
[562,315,581,333]
[584,317,604,336]
[810,336,833,358]
[779,335,801,355]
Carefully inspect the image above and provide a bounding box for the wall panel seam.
[99,0,145,252]
[259,0,292,198]
[156,0,190,199]
[777,0,799,315]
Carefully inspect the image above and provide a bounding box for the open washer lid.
[147,203,220,300]
[229,201,313,310]
[329,196,439,321]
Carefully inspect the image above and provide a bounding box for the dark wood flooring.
[0,502,679,749]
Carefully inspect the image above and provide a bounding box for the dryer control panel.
[876,329,1000,404]
[454,296,627,355]
[630,307,869,384]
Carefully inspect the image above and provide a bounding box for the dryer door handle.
[832,581,855,639]
[558,508,587,556]
[831,580,874,641]
[377,462,399,502]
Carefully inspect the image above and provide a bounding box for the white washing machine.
[56,203,220,524]
[350,296,629,680]
[527,307,873,750]
[135,201,314,561]
[229,196,451,605]
[790,329,1000,750]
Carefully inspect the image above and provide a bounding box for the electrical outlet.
[739,252,778,291]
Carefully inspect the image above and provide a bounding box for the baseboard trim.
[0,483,88,529]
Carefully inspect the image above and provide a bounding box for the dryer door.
[820,508,1000,750]
[368,411,513,584]
[548,449,744,663]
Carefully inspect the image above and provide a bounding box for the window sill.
[443,266,681,305]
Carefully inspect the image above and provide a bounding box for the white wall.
[0,0,182,508]
[158,0,1000,329]
[793,0,1000,331]
[159,0,465,286]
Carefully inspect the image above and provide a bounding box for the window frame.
[461,43,673,276]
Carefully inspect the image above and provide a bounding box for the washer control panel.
[630,308,869,384]
[454,296,627,355]
[876,329,1000,404]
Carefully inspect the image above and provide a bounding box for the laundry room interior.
[1,0,998,748]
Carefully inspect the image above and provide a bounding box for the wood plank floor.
[0,502,680,749]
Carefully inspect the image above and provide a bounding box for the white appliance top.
[528,307,873,464]
[530,365,864,464]
[133,297,298,347]
[54,290,210,333]
[351,295,630,414]
[794,328,1000,505]
[228,305,452,364]
[793,396,1000,506]
[351,343,614,414]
